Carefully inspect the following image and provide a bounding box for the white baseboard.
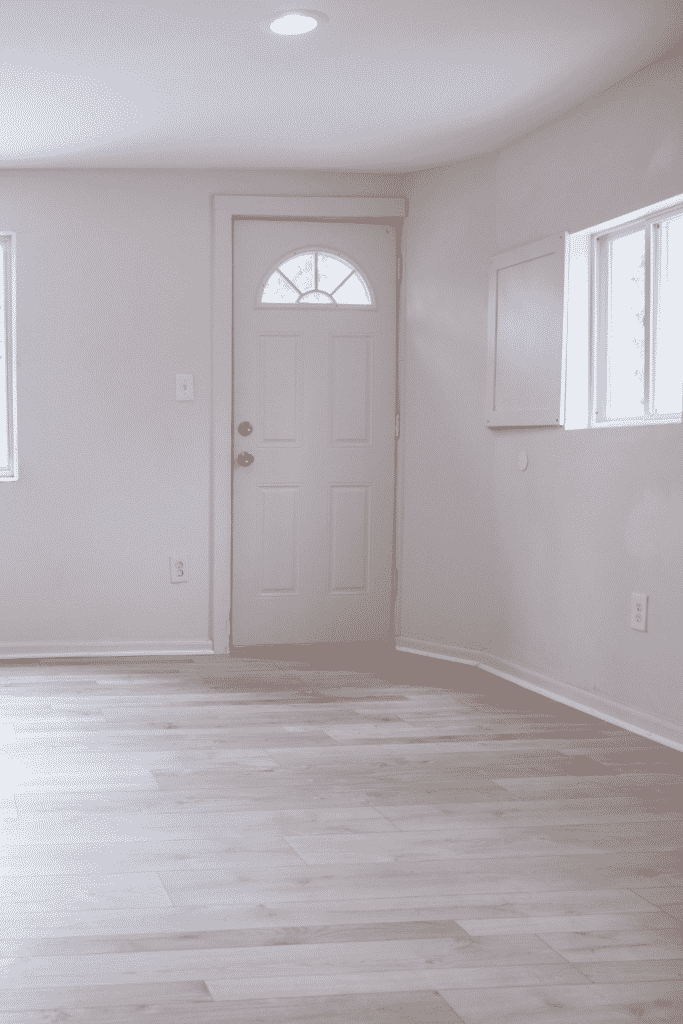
[0,640,214,660]
[396,636,683,754]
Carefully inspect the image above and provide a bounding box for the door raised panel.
[259,334,301,445]
[258,485,300,594]
[328,485,370,593]
[330,335,373,445]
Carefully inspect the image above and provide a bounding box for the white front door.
[231,218,397,646]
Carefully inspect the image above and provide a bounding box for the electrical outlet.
[176,374,194,401]
[631,592,647,631]
[170,556,189,584]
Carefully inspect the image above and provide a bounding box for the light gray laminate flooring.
[0,645,682,1023]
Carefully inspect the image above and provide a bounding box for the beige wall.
[0,169,401,653]
[400,39,683,733]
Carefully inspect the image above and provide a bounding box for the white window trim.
[0,231,18,481]
[564,191,683,431]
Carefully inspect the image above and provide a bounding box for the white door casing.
[231,218,397,646]
[210,195,406,654]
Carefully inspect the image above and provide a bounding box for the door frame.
[211,194,407,653]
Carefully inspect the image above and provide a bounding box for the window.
[564,191,683,431]
[594,207,683,425]
[259,249,373,307]
[0,232,17,481]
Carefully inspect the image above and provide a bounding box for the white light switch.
[176,374,194,401]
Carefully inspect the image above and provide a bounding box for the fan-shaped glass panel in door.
[260,250,373,306]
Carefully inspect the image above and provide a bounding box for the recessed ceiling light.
[269,12,319,35]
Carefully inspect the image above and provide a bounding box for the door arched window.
[259,249,374,307]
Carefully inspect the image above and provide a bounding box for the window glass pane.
[603,228,646,420]
[653,213,683,416]
[332,272,371,305]
[259,250,372,306]
[261,270,300,304]
[278,253,315,294]
[317,253,353,293]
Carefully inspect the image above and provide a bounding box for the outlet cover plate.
[176,374,194,401]
[170,556,189,583]
[631,592,647,631]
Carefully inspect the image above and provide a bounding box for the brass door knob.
[237,421,253,436]
[236,451,254,467]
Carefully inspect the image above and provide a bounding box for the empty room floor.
[1,644,682,1023]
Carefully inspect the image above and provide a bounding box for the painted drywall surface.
[495,38,683,248]
[0,168,401,647]
[399,156,504,652]
[400,41,683,723]
[492,41,683,725]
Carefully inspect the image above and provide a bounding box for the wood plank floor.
[1,644,682,1023]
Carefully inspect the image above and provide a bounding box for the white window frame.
[564,191,683,431]
[0,232,17,481]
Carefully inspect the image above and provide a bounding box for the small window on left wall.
[0,233,17,481]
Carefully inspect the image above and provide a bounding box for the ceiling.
[1,0,682,172]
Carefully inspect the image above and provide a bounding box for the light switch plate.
[176,374,194,400]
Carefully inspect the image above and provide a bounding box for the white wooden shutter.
[486,232,568,427]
